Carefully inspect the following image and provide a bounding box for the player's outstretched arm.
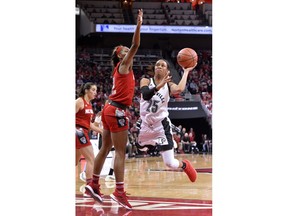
[169,64,197,95]
[121,9,143,69]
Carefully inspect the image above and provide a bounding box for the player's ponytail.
[111,45,122,71]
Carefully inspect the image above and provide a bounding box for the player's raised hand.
[182,63,197,73]
[156,71,172,90]
[137,9,143,24]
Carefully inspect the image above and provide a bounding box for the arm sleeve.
[141,86,157,100]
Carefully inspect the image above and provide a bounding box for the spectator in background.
[180,127,187,140]
[173,133,182,154]
[203,139,210,153]
[177,125,183,135]
[90,131,98,139]
[201,134,208,152]
[130,123,139,140]
[187,80,199,94]
[182,133,191,153]
[127,132,138,158]
[202,134,212,153]
[189,130,199,153]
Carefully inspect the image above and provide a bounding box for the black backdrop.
[171,117,212,150]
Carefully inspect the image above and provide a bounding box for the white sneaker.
[105,175,116,182]
[79,171,86,182]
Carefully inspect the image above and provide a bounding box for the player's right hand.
[156,71,172,90]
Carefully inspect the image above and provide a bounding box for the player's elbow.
[172,88,184,95]
[141,86,154,100]
[142,94,151,101]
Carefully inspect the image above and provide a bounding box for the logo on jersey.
[115,109,125,117]
[158,138,167,144]
[155,92,165,103]
[115,109,127,127]
[80,137,87,144]
[76,128,87,144]
[85,109,93,114]
[117,118,126,127]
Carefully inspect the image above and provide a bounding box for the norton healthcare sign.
[96,24,212,35]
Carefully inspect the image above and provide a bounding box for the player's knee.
[85,154,94,164]
[164,162,174,169]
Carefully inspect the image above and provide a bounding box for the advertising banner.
[168,101,208,119]
[96,24,212,35]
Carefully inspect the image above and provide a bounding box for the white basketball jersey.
[140,78,170,125]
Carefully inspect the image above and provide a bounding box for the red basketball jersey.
[76,97,93,129]
[109,62,135,106]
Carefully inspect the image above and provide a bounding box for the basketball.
[177,48,198,69]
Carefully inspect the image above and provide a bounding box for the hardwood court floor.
[76,153,212,216]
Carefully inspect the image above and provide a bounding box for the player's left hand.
[182,63,197,73]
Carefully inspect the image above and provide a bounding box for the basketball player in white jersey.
[137,59,197,182]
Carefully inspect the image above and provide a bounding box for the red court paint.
[76,195,212,216]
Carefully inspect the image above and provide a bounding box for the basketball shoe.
[110,191,132,210]
[80,184,91,198]
[83,191,92,198]
[85,182,104,202]
[183,159,197,182]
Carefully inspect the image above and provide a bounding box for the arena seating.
[76,0,211,26]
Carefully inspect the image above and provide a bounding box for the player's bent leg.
[161,149,180,169]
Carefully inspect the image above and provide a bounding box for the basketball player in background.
[75,82,103,197]
[137,59,198,183]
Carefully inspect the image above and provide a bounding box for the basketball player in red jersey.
[76,82,103,197]
[85,9,143,210]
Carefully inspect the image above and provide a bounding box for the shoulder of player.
[76,97,84,104]
[76,97,84,111]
